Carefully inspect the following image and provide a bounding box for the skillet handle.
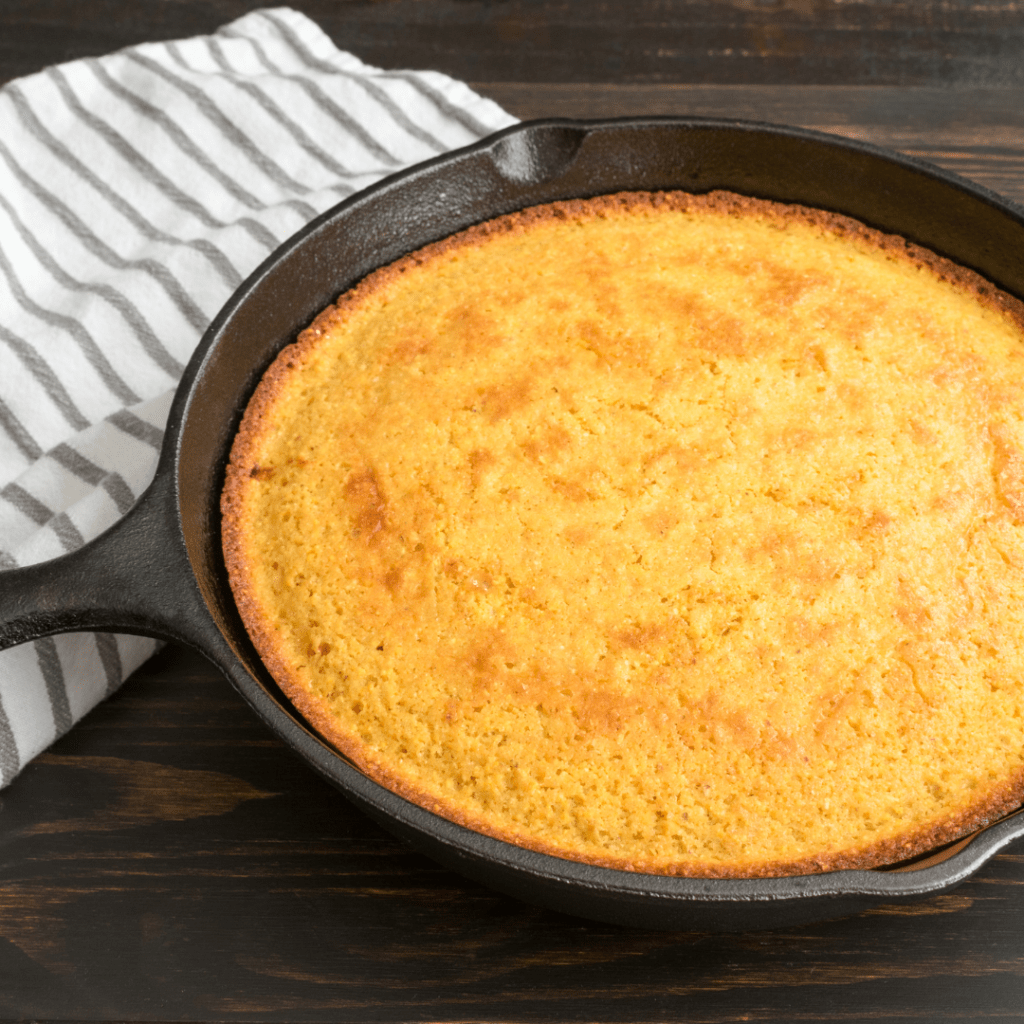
[0,471,205,652]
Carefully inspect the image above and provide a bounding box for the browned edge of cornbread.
[222,189,1024,878]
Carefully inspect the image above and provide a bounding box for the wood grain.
[5,0,1024,90]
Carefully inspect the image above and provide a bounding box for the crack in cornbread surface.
[223,190,1024,877]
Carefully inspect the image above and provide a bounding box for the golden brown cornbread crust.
[223,190,1024,877]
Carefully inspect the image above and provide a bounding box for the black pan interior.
[166,118,1024,929]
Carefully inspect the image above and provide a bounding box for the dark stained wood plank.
[308,0,1024,88]
[479,84,1024,131]
[4,0,1024,90]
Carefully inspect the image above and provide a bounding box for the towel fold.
[0,6,516,786]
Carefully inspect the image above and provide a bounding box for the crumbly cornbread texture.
[223,191,1024,877]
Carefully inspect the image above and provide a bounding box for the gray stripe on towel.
[34,637,73,737]
[108,409,163,450]
[0,398,44,463]
[94,633,124,698]
[50,511,85,553]
[0,693,21,786]
[0,325,91,431]
[1,482,52,526]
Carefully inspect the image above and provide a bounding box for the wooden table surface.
[3,2,1024,1020]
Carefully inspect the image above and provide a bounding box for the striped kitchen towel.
[0,7,516,787]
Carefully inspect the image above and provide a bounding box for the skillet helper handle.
[0,473,198,651]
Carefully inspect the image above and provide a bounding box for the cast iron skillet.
[3,117,1024,932]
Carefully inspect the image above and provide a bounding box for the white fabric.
[0,7,516,786]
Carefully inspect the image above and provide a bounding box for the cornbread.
[222,190,1024,877]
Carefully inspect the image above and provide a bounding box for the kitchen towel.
[0,7,516,787]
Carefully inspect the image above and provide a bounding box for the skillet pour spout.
[3,117,1024,930]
